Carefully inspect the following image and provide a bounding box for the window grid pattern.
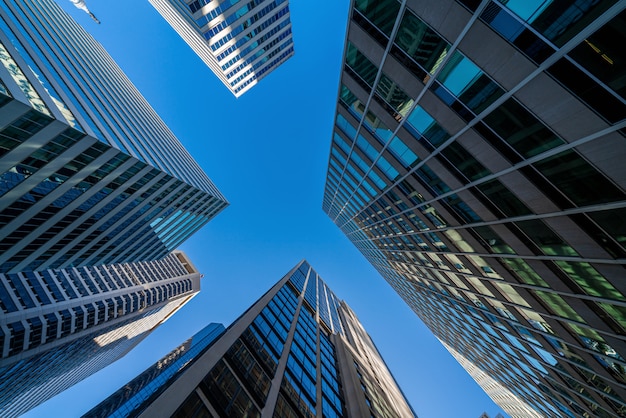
[323,1,626,417]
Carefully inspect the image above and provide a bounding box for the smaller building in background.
[148,0,294,97]
[84,260,416,418]
[0,251,202,417]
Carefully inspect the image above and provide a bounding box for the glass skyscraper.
[323,0,626,417]
[0,251,203,417]
[84,261,416,418]
[148,0,294,97]
[0,0,227,415]
[0,0,227,274]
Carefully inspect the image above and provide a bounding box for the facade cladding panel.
[0,251,202,417]
[323,0,626,417]
[0,0,228,273]
[148,0,295,97]
[84,261,416,418]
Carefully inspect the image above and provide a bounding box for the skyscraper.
[323,0,626,417]
[0,0,227,274]
[0,0,226,414]
[148,0,294,97]
[0,251,202,417]
[84,261,416,418]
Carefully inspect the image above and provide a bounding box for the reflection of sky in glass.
[376,156,399,180]
[376,126,393,142]
[389,137,418,167]
[336,114,357,139]
[407,106,434,133]
[498,0,552,23]
[438,56,481,96]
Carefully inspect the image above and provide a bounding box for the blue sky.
[23,1,508,417]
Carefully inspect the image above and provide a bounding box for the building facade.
[148,0,294,97]
[323,0,626,417]
[0,251,202,417]
[84,261,416,418]
[0,0,227,274]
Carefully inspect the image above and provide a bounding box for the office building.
[0,251,202,417]
[0,1,227,414]
[148,0,294,97]
[323,0,626,417]
[0,0,228,274]
[84,261,416,418]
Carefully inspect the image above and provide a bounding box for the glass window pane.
[389,136,418,167]
[497,0,552,22]
[407,106,434,133]
[339,84,365,119]
[484,99,564,158]
[438,51,481,96]
[336,114,357,139]
[589,208,626,250]
[354,0,401,36]
[476,179,532,217]
[529,0,617,47]
[533,150,625,206]
[516,219,578,256]
[394,9,450,74]
[441,142,490,181]
[555,261,622,300]
[346,42,378,87]
[376,73,414,117]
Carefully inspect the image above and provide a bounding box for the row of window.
[1,279,192,358]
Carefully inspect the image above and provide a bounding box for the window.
[484,98,564,158]
[406,106,450,147]
[388,137,418,167]
[516,219,578,256]
[172,392,212,418]
[441,142,490,181]
[569,10,626,100]
[476,179,531,217]
[345,42,378,87]
[436,50,505,114]
[394,9,450,74]
[533,150,625,206]
[354,0,400,36]
[375,73,414,118]
[589,208,626,249]
[339,85,365,120]
[555,261,622,300]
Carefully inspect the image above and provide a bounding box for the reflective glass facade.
[85,261,416,418]
[82,322,226,418]
[0,252,202,417]
[149,0,294,97]
[323,1,626,417]
[0,0,227,273]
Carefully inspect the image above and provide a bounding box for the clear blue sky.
[24,1,508,417]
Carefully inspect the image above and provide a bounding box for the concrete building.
[0,0,227,274]
[0,251,202,417]
[323,0,626,417]
[148,0,294,97]
[84,261,416,418]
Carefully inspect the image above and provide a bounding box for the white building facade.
[149,0,294,96]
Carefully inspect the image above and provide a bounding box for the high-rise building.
[323,0,626,417]
[0,251,202,417]
[84,261,416,418]
[148,0,294,97]
[0,0,227,414]
[0,0,228,274]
